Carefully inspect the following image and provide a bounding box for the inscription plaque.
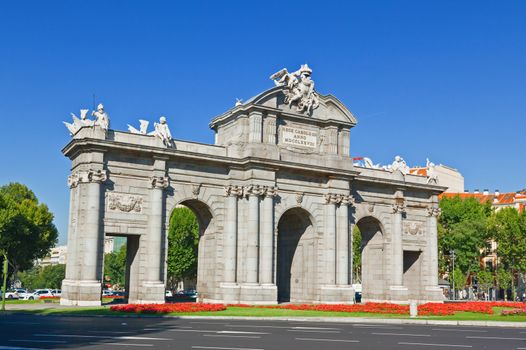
[282,126,317,148]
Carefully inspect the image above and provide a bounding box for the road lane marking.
[203,334,261,339]
[399,342,472,348]
[292,326,341,330]
[353,325,403,329]
[169,329,217,333]
[10,340,66,344]
[34,334,171,341]
[192,346,263,350]
[432,328,488,333]
[372,332,431,337]
[288,329,340,333]
[217,331,269,335]
[467,336,526,341]
[91,343,153,347]
[226,325,291,329]
[295,337,359,343]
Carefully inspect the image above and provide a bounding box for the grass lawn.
[7,305,526,322]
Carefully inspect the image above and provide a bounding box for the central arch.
[169,199,216,300]
[356,216,385,301]
[276,207,316,303]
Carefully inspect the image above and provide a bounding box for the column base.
[319,285,355,304]
[129,281,165,304]
[237,283,278,304]
[424,286,446,302]
[388,285,409,303]
[60,279,102,306]
[220,282,241,303]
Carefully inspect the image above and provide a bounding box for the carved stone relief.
[403,221,424,236]
[108,193,143,213]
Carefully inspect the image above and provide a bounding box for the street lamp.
[450,250,456,300]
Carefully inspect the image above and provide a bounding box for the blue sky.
[1,1,525,244]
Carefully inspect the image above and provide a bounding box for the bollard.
[410,300,418,318]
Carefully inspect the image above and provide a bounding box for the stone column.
[223,185,242,283]
[249,111,263,143]
[336,196,350,285]
[391,202,405,287]
[146,176,169,283]
[61,169,107,306]
[245,185,261,284]
[264,114,277,144]
[260,187,277,285]
[424,205,443,301]
[64,173,80,281]
[324,194,338,285]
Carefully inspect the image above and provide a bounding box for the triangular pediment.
[244,86,357,126]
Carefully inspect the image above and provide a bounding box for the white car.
[0,290,19,299]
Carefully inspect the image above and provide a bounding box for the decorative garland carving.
[108,193,143,213]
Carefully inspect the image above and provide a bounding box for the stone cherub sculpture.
[391,155,410,175]
[63,103,110,135]
[128,116,174,147]
[270,64,320,114]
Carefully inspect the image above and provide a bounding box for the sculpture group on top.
[63,103,110,135]
[63,103,174,148]
[270,64,320,114]
[353,155,440,184]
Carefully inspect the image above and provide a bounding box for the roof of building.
[440,191,526,208]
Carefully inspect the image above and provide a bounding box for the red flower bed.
[229,301,526,316]
[39,296,60,300]
[110,302,226,314]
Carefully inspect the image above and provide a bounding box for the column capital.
[392,202,406,214]
[427,205,441,217]
[340,194,354,206]
[224,185,244,197]
[324,193,353,205]
[263,186,278,198]
[68,169,107,188]
[243,184,266,197]
[150,176,169,189]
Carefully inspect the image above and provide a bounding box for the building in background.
[409,163,464,193]
[37,245,67,266]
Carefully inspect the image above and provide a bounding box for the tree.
[488,207,526,300]
[17,264,65,290]
[476,269,494,299]
[104,245,127,288]
[439,196,492,277]
[166,207,199,291]
[0,183,58,276]
[352,225,362,283]
[451,268,467,299]
[496,268,512,300]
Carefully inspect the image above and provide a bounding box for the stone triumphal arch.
[61,65,444,306]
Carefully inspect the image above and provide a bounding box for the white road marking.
[467,336,526,341]
[203,334,261,339]
[91,343,153,347]
[288,329,340,333]
[33,334,171,341]
[169,329,217,333]
[10,340,66,344]
[217,331,269,335]
[372,332,431,337]
[87,330,132,334]
[295,337,359,343]
[192,346,264,350]
[292,326,341,330]
[399,342,472,348]
[432,328,488,333]
[226,325,291,329]
[353,325,403,329]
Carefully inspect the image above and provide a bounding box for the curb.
[4,311,526,328]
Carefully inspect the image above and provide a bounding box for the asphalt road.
[1,314,526,349]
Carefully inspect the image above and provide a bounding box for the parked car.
[19,292,38,300]
[34,289,54,299]
[165,290,173,297]
[51,289,61,297]
[0,290,20,299]
[102,289,114,297]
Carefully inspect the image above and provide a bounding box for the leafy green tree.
[488,207,526,300]
[0,183,58,277]
[17,264,65,290]
[439,196,492,276]
[451,268,467,299]
[476,269,494,298]
[166,207,199,291]
[352,225,362,283]
[104,245,127,287]
[496,268,512,300]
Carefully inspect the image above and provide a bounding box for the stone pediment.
[247,86,357,126]
[213,86,357,127]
